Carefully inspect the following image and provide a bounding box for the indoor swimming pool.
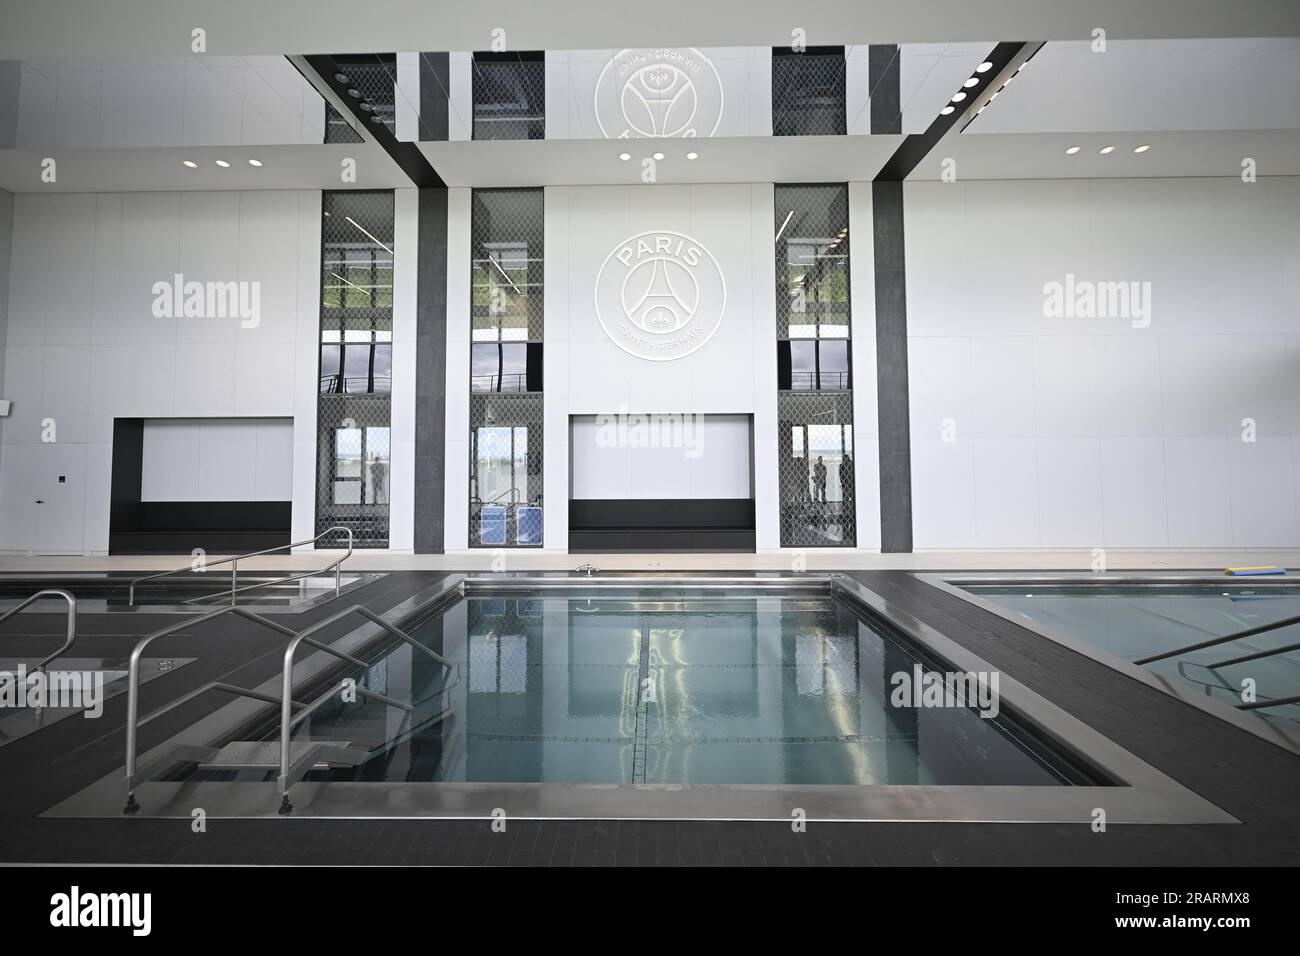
[941,579,1300,735]
[176,586,1086,788]
[47,575,1240,823]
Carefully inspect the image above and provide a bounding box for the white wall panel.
[1,189,319,553]
[906,176,1300,550]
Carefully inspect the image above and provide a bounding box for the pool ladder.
[122,603,458,815]
[0,589,78,674]
[127,525,354,607]
[1136,611,1300,712]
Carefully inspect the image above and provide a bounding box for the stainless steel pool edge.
[918,572,1300,758]
[40,572,1239,825]
[44,778,1234,825]
[0,572,383,615]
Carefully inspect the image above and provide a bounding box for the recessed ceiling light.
[950,91,967,103]
[370,115,383,123]
[940,106,955,115]
[248,158,262,167]
[1133,144,1151,153]
[652,151,665,160]
[618,152,631,161]
[346,88,361,98]
[215,160,230,167]
[358,102,372,112]
[1065,146,1081,155]
[182,160,197,168]
[686,151,698,160]
[1099,145,1115,155]
[333,73,350,84]
[976,61,993,73]
[963,77,979,88]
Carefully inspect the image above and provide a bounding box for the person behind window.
[813,456,827,504]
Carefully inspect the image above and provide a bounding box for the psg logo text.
[593,230,727,362]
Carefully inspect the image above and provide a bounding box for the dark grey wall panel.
[871,180,913,553]
[419,52,449,141]
[868,45,901,135]
[414,187,448,552]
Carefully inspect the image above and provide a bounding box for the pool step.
[197,740,368,771]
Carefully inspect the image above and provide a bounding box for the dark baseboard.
[109,530,290,555]
[568,498,755,553]
[568,529,755,553]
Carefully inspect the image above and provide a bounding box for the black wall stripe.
[414,187,448,553]
[871,180,913,553]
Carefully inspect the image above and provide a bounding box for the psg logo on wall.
[594,48,725,138]
[593,230,727,362]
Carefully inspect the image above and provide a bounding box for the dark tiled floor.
[2,569,1299,866]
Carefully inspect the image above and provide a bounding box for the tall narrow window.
[315,190,395,547]
[470,188,544,547]
[774,184,855,547]
[772,47,847,136]
[471,52,545,140]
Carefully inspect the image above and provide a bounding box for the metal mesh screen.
[471,188,544,343]
[472,56,546,140]
[777,391,856,548]
[774,184,850,339]
[333,54,398,134]
[316,394,393,547]
[772,52,847,136]
[316,190,394,547]
[323,102,364,144]
[469,393,545,548]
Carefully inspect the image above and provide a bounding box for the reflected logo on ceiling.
[593,231,726,362]
[594,48,724,138]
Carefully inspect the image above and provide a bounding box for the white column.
[290,190,323,549]
[848,180,882,550]
[542,186,569,550]
[388,187,418,552]
[751,183,780,549]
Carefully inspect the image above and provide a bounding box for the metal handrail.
[122,605,370,813]
[1208,639,1300,670]
[0,590,77,674]
[276,605,454,813]
[128,526,354,607]
[1133,612,1300,665]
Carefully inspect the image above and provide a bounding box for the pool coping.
[0,571,382,615]
[42,572,1239,825]
[916,572,1300,758]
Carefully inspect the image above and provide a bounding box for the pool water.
[966,585,1300,729]
[189,589,1093,788]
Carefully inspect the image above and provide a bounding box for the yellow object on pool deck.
[1225,566,1286,576]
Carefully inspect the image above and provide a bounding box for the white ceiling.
[969,38,1300,134]
[907,129,1300,180]
[1,0,1297,59]
[0,142,406,193]
[418,134,905,187]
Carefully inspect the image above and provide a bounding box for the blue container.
[517,506,543,545]
[480,506,507,545]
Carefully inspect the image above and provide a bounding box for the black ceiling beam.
[300,53,445,188]
[874,41,1033,182]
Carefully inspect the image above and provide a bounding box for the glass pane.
[333,480,360,505]
[319,344,341,392]
[475,426,516,505]
[365,427,390,505]
[818,340,850,389]
[790,340,816,390]
[335,428,361,477]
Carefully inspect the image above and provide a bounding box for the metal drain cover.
[198,740,357,771]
